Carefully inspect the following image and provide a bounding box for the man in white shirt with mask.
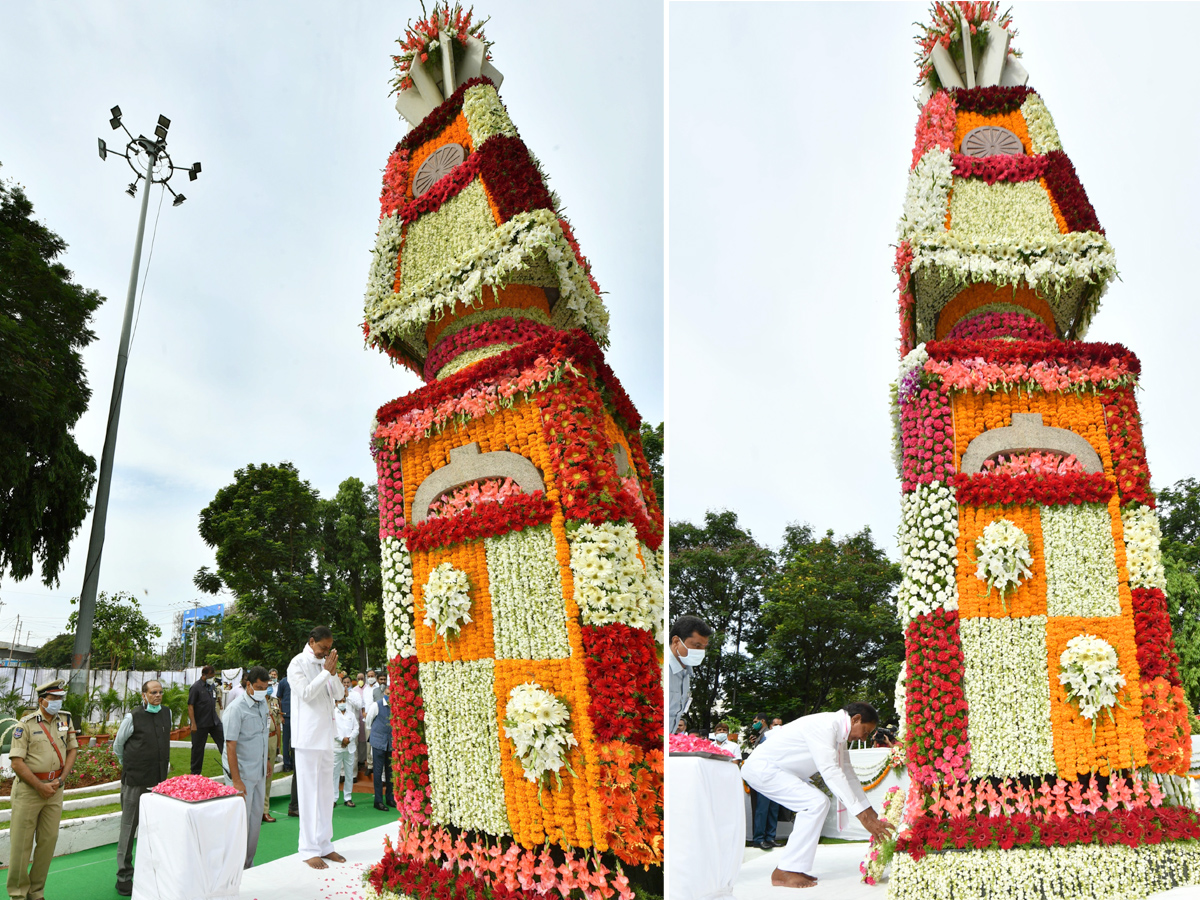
[741,702,894,888]
[667,615,712,734]
[286,625,346,869]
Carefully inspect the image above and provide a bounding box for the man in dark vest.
[112,679,172,896]
[363,671,395,811]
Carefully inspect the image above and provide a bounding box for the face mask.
[45,699,64,715]
[367,677,377,686]
[146,703,162,713]
[207,677,218,685]
[752,722,763,732]
[357,679,364,687]
[248,690,262,702]
[714,733,727,743]
[337,703,346,712]
[678,646,705,668]
[270,678,278,685]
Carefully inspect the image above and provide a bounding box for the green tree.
[639,421,664,506]
[195,462,328,668]
[1159,478,1200,712]
[669,510,774,734]
[744,525,903,724]
[67,590,162,672]
[321,477,383,672]
[0,174,105,586]
[35,632,76,668]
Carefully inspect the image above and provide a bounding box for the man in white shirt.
[740,702,894,889]
[286,625,346,869]
[333,677,359,806]
[711,722,739,757]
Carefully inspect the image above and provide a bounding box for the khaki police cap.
[36,678,67,696]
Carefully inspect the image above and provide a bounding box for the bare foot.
[304,857,328,869]
[323,852,347,863]
[770,868,818,888]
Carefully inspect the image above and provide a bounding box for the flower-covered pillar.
[363,7,664,900]
[888,4,1200,898]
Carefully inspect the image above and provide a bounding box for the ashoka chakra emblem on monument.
[961,126,1025,158]
[413,143,466,197]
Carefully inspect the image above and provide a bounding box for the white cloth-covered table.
[131,792,247,900]
[668,755,745,900]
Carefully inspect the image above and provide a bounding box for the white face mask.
[207,677,218,685]
[248,689,263,702]
[367,677,377,686]
[715,732,728,743]
[337,703,346,712]
[678,645,705,668]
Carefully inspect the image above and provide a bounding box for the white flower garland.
[973,518,1034,601]
[401,179,498,289]
[947,177,1061,243]
[484,525,570,660]
[894,663,907,740]
[1041,503,1121,617]
[1059,633,1126,723]
[1121,504,1168,592]
[898,148,953,240]
[1020,92,1062,154]
[381,537,415,659]
[462,83,518,146]
[422,562,473,641]
[960,616,1055,778]
[503,682,578,789]
[891,841,1200,900]
[365,208,609,356]
[641,541,666,645]
[567,521,658,632]
[897,481,960,626]
[418,659,509,833]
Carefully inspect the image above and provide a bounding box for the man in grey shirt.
[222,666,272,868]
[668,615,712,733]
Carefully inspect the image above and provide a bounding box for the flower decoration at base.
[503,682,579,790]
[152,775,240,802]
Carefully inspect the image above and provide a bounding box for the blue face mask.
[146,703,162,713]
[45,699,63,715]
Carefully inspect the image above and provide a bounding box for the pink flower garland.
[952,152,1046,185]
[426,477,525,519]
[924,354,1135,394]
[912,90,957,168]
[895,241,916,355]
[152,775,240,802]
[945,311,1056,342]
[377,450,405,539]
[900,383,956,492]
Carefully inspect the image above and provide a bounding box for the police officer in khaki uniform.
[8,679,78,900]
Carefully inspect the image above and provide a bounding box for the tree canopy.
[320,476,383,673]
[639,421,664,506]
[669,510,774,735]
[67,590,162,671]
[1159,478,1200,713]
[0,173,105,586]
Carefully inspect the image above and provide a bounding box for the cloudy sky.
[669,2,1200,556]
[0,1,663,652]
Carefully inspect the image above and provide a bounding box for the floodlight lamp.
[98,138,107,161]
[172,193,186,207]
[111,105,121,119]
[155,124,167,140]
[110,116,122,130]
[126,182,137,197]
[157,114,171,131]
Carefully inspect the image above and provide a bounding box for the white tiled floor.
[238,820,400,900]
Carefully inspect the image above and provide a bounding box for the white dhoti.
[741,757,831,876]
[295,748,335,859]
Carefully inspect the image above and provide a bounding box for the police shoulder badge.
[12,727,22,739]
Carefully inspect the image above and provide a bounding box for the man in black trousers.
[188,665,224,774]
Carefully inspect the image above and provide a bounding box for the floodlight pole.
[68,141,160,698]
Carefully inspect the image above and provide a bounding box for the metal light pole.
[69,107,201,697]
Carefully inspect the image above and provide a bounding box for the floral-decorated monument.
[360,6,664,900]
[888,3,1200,897]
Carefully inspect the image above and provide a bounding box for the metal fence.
[0,667,203,724]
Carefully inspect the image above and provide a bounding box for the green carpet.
[33,788,396,899]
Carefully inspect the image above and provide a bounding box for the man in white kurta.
[740,703,894,889]
[286,626,346,869]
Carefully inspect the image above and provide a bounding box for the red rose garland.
[905,608,971,784]
[388,656,432,823]
[945,311,1056,342]
[926,339,1139,372]
[900,382,955,492]
[402,493,555,553]
[952,152,1047,185]
[424,317,560,382]
[1101,387,1155,507]
[1131,588,1181,684]
[948,85,1034,115]
[950,471,1114,507]
[896,241,916,356]
[581,624,663,751]
[1043,150,1104,234]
